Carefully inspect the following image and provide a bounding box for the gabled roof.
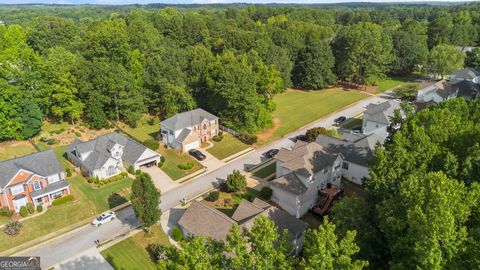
[364,100,402,125]
[418,80,458,99]
[452,80,480,100]
[451,67,480,80]
[160,108,218,131]
[68,132,155,171]
[0,150,63,189]
[275,141,339,178]
[270,172,308,195]
[231,199,266,224]
[178,201,236,242]
[176,128,192,143]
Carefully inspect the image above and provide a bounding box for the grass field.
[259,89,369,144]
[206,133,249,160]
[157,147,203,180]
[116,117,160,142]
[101,225,171,270]
[375,76,412,94]
[0,141,37,161]
[252,162,276,179]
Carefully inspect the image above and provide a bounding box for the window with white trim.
[33,181,41,191]
[10,185,25,196]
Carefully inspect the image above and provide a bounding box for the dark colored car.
[334,116,347,125]
[265,149,279,158]
[188,149,206,161]
[294,134,307,142]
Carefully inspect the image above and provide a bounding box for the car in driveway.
[293,134,307,142]
[334,116,347,125]
[188,149,206,161]
[92,211,116,227]
[265,149,279,158]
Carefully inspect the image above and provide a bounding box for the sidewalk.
[51,247,114,270]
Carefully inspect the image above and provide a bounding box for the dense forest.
[0,3,479,141]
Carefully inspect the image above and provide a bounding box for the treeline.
[0,4,479,140]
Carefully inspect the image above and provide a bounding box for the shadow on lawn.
[108,193,128,209]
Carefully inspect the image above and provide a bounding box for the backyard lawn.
[101,225,171,270]
[375,75,413,94]
[252,162,276,180]
[259,89,369,144]
[206,133,249,160]
[115,117,160,142]
[0,141,37,161]
[157,146,203,180]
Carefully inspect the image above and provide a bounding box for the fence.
[219,124,241,137]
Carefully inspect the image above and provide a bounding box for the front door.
[13,197,27,212]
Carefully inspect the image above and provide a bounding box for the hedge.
[52,195,74,206]
[66,168,72,177]
[0,207,13,217]
[178,162,194,170]
[238,133,257,145]
[172,227,183,242]
[26,203,35,214]
[19,206,28,217]
[143,139,160,151]
[36,205,43,212]
[158,156,166,168]
[127,165,135,174]
[206,191,220,202]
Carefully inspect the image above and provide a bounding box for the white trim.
[31,186,69,200]
[2,169,34,189]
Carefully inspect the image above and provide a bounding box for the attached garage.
[133,149,162,170]
[182,140,200,152]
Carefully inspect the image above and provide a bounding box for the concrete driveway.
[53,247,113,270]
[141,166,179,194]
[195,149,224,171]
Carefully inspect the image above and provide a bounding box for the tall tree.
[392,19,428,74]
[425,44,465,79]
[19,99,43,139]
[427,12,453,48]
[131,173,161,232]
[465,47,480,68]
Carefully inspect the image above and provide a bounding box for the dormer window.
[33,181,41,191]
[203,124,207,130]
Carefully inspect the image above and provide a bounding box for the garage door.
[183,141,200,152]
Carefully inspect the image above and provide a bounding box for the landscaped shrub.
[121,172,128,177]
[50,128,65,135]
[226,170,247,192]
[0,207,13,217]
[177,162,194,170]
[260,187,273,200]
[26,203,35,214]
[147,243,167,261]
[326,129,339,138]
[238,133,257,145]
[206,191,220,202]
[128,165,134,174]
[172,227,183,242]
[95,176,100,185]
[66,168,72,177]
[52,195,74,206]
[36,205,43,212]
[47,138,60,145]
[19,206,28,217]
[4,221,22,236]
[143,139,160,151]
[212,134,224,142]
[74,131,82,137]
[241,192,254,202]
[135,169,142,175]
[305,127,327,142]
[158,156,166,168]
[39,136,49,142]
[147,118,155,126]
[88,176,94,183]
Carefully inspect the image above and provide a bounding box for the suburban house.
[450,67,480,84]
[270,133,382,218]
[66,132,161,179]
[160,108,219,152]
[416,80,458,104]
[362,100,402,140]
[270,140,343,218]
[178,198,307,255]
[0,150,69,212]
[453,80,480,100]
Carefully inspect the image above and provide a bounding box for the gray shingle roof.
[451,67,480,80]
[418,80,458,99]
[176,128,192,143]
[30,180,69,198]
[68,132,156,171]
[0,150,64,189]
[270,172,308,195]
[160,108,218,131]
[453,80,480,100]
[364,100,402,125]
[231,199,265,224]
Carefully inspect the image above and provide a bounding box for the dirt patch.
[256,117,280,142]
[35,124,115,147]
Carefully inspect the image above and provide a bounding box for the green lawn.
[116,117,160,142]
[252,162,276,179]
[69,176,134,212]
[157,147,203,180]
[262,89,369,144]
[375,75,412,94]
[206,133,249,160]
[0,141,37,161]
[101,225,171,270]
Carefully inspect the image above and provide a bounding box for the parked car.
[189,149,206,161]
[334,116,347,125]
[92,211,116,227]
[265,149,279,158]
[351,127,362,134]
[294,134,307,142]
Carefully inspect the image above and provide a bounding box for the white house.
[67,132,161,179]
[416,80,458,104]
[160,108,219,152]
[362,100,402,140]
[450,68,480,84]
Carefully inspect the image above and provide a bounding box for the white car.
[91,211,116,227]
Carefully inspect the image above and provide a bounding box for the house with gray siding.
[362,100,402,140]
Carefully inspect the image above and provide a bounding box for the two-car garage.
[133,148,162,170]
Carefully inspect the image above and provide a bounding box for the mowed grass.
[252,162,276,179]
[0,141,37,161]
[375,75,413,94]
[157,146,203,180]
[101,225,171,270]
[207,133,249,160]
[116,117,160,142]
[263,89,369,143]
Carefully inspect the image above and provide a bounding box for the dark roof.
[30,180,70,198]
[160,108,218,131]
[68,132,157,171]
[315,133,383,167]
[0,150,64,189]
[231,199,265,224]
[364,100,402,125]
[452,80,480,100]
[270,172,308,195]
[451,68,480,80]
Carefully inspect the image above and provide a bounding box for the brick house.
[0,150,69,212]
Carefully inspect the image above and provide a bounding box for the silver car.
[92,211,116,227]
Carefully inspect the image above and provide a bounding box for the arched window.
[203,124,207,129]
[107,165,116,176]
[33,181,41,191]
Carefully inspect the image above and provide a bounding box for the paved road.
[15,91,393,269]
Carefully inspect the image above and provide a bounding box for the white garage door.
[183,141,200,152]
